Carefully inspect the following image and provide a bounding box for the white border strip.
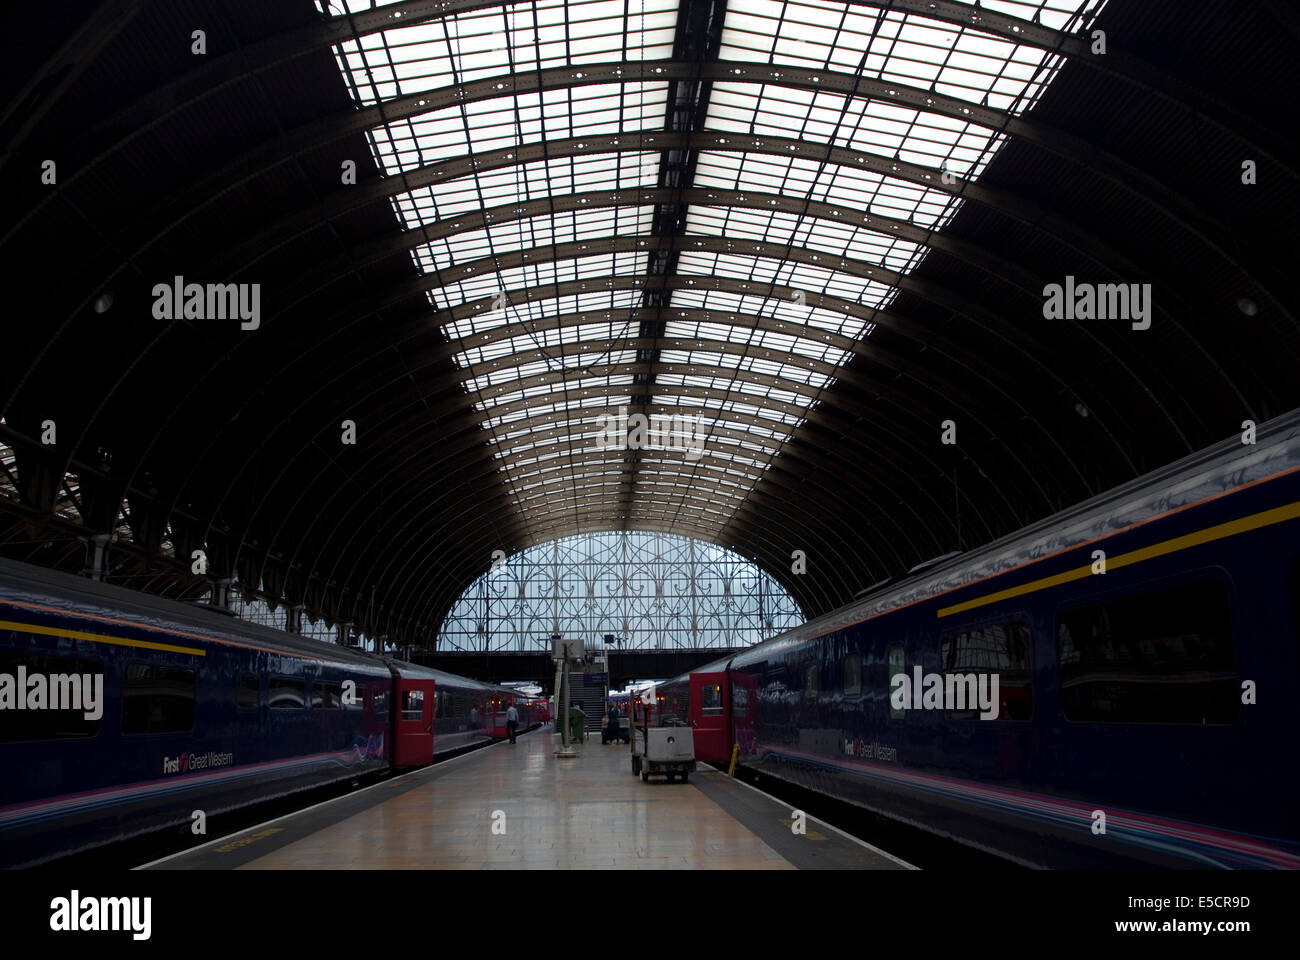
[700,766,918,870]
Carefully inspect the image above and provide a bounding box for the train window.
[237,673,259,710]
[803,663,819,699]
[699,683,723,715]
[373,689,389,720]
[312,682,341,709]
[941,619,1033,721]
[1057,578,1236,723]
[268,676,305,709]
[401,689,424,721]
[731,683,748,717]
[888,645,905,719]
[842,655,861,696]
[122,664,195,735]
[0,653,103,742]
[341,682,363,710]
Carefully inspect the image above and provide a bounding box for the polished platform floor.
[143,728,911,870]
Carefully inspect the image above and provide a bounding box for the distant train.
[0,559,547,868]
[659,411,1300,869]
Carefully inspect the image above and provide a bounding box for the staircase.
[563,670,607,734]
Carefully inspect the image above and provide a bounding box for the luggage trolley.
[629,687,696,783]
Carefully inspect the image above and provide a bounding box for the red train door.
[394,678,436,766]
[690,672,729,764]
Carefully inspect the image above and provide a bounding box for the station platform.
[142,728,912,870]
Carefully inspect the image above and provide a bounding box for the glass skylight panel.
[983,0,1110,32]
[706,84,998,179]
[666,290,861,340]
[488,415,604,454]
[720,0,1102,113]
[473,373,634,413]
[366,83,669,175]
[394,152,660,226]
[313,0,1107,538]
[412,207,654,274]
[663,315,851,366]
[655,372,807,411]
[693,151,953,230]
[464,348,640,395]
[443,289,642,342]
[518,467,620,493]
[715,397,804,428]
[455,320,633,367]
[693,415,791,444]
[685,206,922,271]
[482,392,630,430]
[658,349,829,393]
[675,251,894,312]
[432,250,645,314]
[645,406,793,448]
[333,0,676,107]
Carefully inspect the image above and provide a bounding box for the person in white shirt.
[505,703,519,743]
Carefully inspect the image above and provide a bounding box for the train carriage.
[0,558,541,867]
[666,410,1300,869]
[655,658,731,763]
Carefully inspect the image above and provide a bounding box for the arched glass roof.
[315,0,1108,546]
[437,529,804,650]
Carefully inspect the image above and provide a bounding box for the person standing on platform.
[606,703,620,745]
[505,702,519,744]
[569,702,586,744]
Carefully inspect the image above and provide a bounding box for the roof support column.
[209,577,233,610]
[81,532,112,582]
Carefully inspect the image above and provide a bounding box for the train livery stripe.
[0,600,392,672]
[937,499,1300,619]
[0,744,385,829]
[0,618,206,657]
[751,743,1300,870]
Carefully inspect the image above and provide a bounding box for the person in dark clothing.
[607,704,620,744]
[505,702,519,743]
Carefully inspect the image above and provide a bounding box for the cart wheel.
[641,770,649,782]
[680,772,689,783]
[632,756,641,775]
[666,773,675,783]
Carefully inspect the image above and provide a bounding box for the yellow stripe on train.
[0,619,207,656]
[937,500,1300,619]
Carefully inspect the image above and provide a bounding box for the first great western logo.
[162,750,234,775]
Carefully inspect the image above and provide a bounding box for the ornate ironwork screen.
[436,531,804,651]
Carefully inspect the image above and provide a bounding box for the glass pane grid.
[334,0,677,106]
[444,289,643,341]
[412,206,655,274]
[394,151,660,226]
[315,0,1101,539]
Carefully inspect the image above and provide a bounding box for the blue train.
[661,411,1300,868]
[0,562,543,868]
